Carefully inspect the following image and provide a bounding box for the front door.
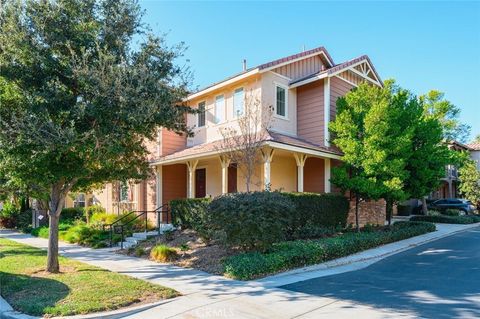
[228,164,237,193]
[195,168,206,198]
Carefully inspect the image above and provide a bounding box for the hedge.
[208,192,295,250]
[410,215,480,224]
[171,198,211,229]
[281,192,349,238]
[61,207,85,222]
[222,221,436,280]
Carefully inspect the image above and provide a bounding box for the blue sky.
[139,1,480,141]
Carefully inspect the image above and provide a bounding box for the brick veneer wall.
[347,199,386,226]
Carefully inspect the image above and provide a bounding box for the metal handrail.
[105,204,170,248]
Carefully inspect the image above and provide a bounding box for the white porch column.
[155,165,163,207]
[261,148,275,190]
[324,77,331,147]
[324,158,331,193]
[219,155,231,194]
[186,160,199,198]
[293,153,308,192]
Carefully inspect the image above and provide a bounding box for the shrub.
[150,245,178,262]
[134,247,146,257]
[223,221,436,280]
[208,192,294,251]
[443,209,462,216]
[84,205,106,224]
[281,192,349,239]
[427,210,442,216]
[0,202,19,228]
[171,198,211,234]
[410,215,480,224]
[291,225,338,240]
[61,207,85,222]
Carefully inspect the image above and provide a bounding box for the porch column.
[324,158,331,193]
[219,155,231,194]
[261,148,275,190]
[186,160,199,198]
[155,165,163,207]
[293,153,308,192]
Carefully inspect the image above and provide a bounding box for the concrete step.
[117,224,176,249]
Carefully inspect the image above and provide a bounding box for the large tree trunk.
[46,182,69,273]
[355,194,360,232]
[422,197,428,215]
[386,199,393,226]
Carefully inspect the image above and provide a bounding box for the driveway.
[281,227,480,319]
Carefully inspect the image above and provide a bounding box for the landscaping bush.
[222,221,436,280]
[150,244,178,262]
[443,209,462,216]
[281,192,349,239]
[61,207,85,222]
[171,198,211,231]
[410,215,480,224]
[427,210,442,216]
[84,205,106,223]
[0,202,19,228]
[208,192,294,251]
[290,225,339,240]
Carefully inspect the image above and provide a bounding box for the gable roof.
[257,46,334,70]
[467,141,480,150]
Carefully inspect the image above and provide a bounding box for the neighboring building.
[467,141,480,171]
[75,46,385,225]
[429,141,473,199]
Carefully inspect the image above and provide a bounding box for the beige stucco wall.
[270,154,297,192]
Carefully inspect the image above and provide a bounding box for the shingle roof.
[152,131,342,164]
[467,142,480,150]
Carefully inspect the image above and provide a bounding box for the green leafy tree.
[330,82,397,231]
[458,159,480,207]
[0,0,193,272]
[421,90,470,143]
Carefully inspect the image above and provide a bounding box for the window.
[275,85,287,117]
[233,88,244,117]
[215,95,225,123]
[74,193,86,208]
[119,182,129,202]
[197,101,206,127]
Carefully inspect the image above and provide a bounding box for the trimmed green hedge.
[281,192,349,238]
[171,198,211,229]
[209,192,294,250]
[410,215,480,224]
[222,221,436,280]
[61,207,85,222]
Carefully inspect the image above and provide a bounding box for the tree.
[0,0,193,272]
[217,92,272,192]
[472,134,480,144]
[458,159,480,208]
[330,82,395,231]
[421,90,471,143]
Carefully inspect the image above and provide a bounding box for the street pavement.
[282,226,480,319]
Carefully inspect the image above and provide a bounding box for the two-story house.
[84,46,385,225]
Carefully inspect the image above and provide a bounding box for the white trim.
[186,69,259,101]
[329,59,381,87]
[259,51,334,73]
[324,77,331,147]
[324,158,331,193]
[289,72,328,88]
[334,74,359,88]
[348,67,381,86]
[265,141,342,160]
[269,70,292,81]
[274,82,289,119]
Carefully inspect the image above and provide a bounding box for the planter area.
[0,238,178,317]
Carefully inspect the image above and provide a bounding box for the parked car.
[428,198,477,215]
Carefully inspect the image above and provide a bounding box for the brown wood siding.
[272,56,324,81]
[162,129,186,156]
[330,76,355,124]
[304,157,325,193]
[297,79,325,146]
[162,164,187,204]
[337,70,364,87]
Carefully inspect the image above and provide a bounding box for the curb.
[0,297,177,319]
[255,222,480,287]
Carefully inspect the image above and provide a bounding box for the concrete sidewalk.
[1,223,478,318]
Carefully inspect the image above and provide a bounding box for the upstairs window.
[233,88,244,117]
[197,101,206,127]
[275,85,287,117]
[215,95,225,123]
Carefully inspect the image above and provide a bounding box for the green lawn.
[0,238,179,317]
